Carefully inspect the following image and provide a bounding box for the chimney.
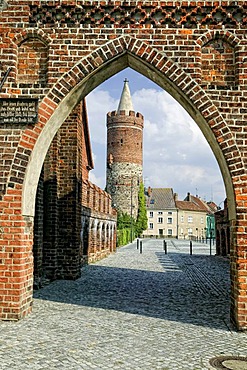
[147,186,152,197]
[187,192,191,202]
[174,193,178,201]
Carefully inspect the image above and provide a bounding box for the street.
[0,239,246,370]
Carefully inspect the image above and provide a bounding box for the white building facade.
[143,188,214,240]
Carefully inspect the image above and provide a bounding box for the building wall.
[106,163,142,219]
[81,179,117,264]
[177,210,207,240]
[33,101,117,289]
[143,208,209,240]
[0,1,247,328]
[106,110,144,219]
[215,200,230,256]
[143,209,178,238]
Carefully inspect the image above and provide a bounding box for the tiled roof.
[176,195,209,213]
[146,188,176,209]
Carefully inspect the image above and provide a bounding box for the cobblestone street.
[1,239,247,370]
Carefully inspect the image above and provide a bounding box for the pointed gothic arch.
[22,36,238,221]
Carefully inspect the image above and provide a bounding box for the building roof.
[146,188,176,210]
[176,193,210,213]
[207,201,218,213]
[117,78,134,114]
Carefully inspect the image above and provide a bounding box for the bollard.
[140,240,143,254]
[137,238,139,250]
[163,240,167,254]
[190,240,192,255]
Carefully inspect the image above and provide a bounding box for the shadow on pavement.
[34,250,231,331]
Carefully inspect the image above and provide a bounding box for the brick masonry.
[106,110,144,219]
[0,1,247,329]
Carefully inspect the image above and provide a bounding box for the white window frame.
[158,217,163,224]
[188,216,193,223]
[167,217,172,224]
[149,223,154,229]
[149,211,153,218]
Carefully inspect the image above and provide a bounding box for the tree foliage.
[116,182,148,246]
[135,182,148,237]
[117,212,135,246]
[117,212,132,229]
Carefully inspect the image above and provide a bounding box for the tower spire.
[117,78,134,114]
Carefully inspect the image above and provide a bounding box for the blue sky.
[86,68,226,207]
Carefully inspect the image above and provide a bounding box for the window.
[168,211,172,215]
[181,228,184,235]
[181,215,184,222]
[188,228,193,235]
[149,223,154,229]
[158,217,163,223]
[158,211,163,215]
[168,229,172,236]
[201,217,204,224]
[159,229,163,236]
[167,217,172,224]
[149,211,153,218]
[150,199,154,204]
[188,216,193,223]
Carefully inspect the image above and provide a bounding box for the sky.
[86,68,226,207]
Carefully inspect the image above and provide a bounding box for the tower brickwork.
[106,80,144,219]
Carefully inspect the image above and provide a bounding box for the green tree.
[117,212,135,246]
[135,182,148,237]
[117,212,132,229]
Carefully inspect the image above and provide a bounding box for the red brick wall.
[107,111,144,165]
[201,38,235,87]
[17,38,48,85]
[0,1,246,328]
[32,101,117,287]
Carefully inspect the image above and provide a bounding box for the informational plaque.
[0,98,38,124]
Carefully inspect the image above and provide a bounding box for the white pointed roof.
[117,78,134,114]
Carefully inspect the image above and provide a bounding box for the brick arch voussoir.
[12,28,52,46]
[127,42,240,165]
[7,28,51,84]
[45,35,131,107]
[196,29,240,47]
[22,36,241,217]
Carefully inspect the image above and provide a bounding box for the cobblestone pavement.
[1,239,247,370]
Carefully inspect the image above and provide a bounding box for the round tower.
[106,79,144,219]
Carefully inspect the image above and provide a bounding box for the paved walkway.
[1,239,247,370]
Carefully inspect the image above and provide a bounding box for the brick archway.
[23,37,237,220]
[1,1,247,329]
[19,37,244,328]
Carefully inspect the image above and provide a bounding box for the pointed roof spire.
[117,78,134,114]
